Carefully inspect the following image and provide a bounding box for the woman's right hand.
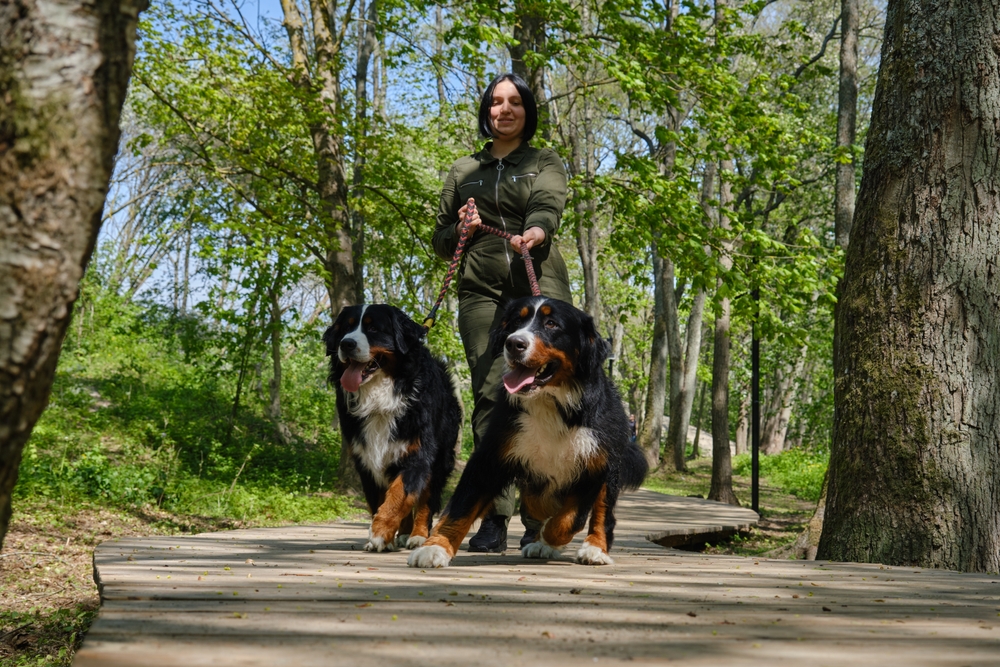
[457,200,481,236]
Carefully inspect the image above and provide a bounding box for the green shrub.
[732,447,828,501]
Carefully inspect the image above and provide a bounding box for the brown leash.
[423,198,541,332]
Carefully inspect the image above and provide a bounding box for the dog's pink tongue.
[340,361,367,393]
[503,365,537,394]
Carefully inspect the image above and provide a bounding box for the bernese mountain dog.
[323,305,460,552]
[408,296,648,568]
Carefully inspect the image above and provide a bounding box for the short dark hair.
[478,73,538,142]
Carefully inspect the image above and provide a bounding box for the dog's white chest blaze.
[505,395,598,488]
[346,372,410,485]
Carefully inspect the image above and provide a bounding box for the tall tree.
[708,158,739,505]
[819,0,1000,572]
[0,0,146,550]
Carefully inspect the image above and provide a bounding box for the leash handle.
[423,199,476,332]
[422,199,543,332]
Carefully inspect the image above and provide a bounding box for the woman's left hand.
[511,227,545,253]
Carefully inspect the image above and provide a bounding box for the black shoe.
[519,528,539,549]
[468,514,508,553]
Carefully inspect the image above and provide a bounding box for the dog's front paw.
[575,543,614,565]
[408,544,451,568]
[364,535,398,552]
[405,535,427,549]
[522,541,562,560]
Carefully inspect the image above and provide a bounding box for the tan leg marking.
[540,496,581,549]
[370,474,418,543]
[422,500,489,558]
[583,485,608,552]
[409,487,433,539]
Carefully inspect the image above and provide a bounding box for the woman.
[432,73,573,552]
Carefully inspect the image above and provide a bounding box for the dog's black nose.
[506,334,528,354]
[340,339,357,353]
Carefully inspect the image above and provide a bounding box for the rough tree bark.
[0,0,146,550]
[638,253,673,466]
[278,0,358,317]
[709,158,739,505]
[818,0,1000,572]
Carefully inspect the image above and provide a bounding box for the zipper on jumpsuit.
[495,160,511,267]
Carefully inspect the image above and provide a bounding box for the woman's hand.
[457,201,481,236]
[511,227,545,253]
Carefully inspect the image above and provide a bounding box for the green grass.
[643,454,824,557]
[15,283,355,526]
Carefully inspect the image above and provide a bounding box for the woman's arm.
[432,166,461,261]
[520,148,567,247]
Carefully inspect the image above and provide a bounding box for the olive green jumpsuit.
[432,140,573,525]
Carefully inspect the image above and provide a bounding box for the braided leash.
[422,198,542,332]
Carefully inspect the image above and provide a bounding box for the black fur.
[413,297,648,566]
[324,305,460,550]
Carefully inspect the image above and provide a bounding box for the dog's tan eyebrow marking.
[519,306,530,318]
[363,316,372,325]
[348,317,356,326]
[540,305,552,316]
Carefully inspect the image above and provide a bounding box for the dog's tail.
[619,440,649,491]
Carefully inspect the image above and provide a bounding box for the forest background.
[14,0,883,526]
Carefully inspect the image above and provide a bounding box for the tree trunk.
[734,392,749,455]
[351,0,377,302]
[690,379,706,460]
[834,0,859,250]
[760,347,807,454]
[819,0,1000,572]
[638,254,672,466]
[709,158,739,505]
[0,0,146,550]
[266,277,292,445]
[801,0,860,557]
[279,0,359,316]
[509,0,547,133]
[665,283,705,471]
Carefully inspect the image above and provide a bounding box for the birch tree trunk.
[0,0,146,550]
[819,0,1000,572]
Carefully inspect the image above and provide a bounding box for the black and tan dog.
[324,305,460,552]
[408,296,647,568]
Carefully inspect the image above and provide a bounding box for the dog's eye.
[544,319,559,330]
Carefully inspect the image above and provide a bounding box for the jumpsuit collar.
[476,140,530,166]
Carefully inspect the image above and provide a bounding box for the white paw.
[575,543,614,565]
[393,534,410,549]
[407,544,451,568]
[364,534,397,552]
[522,540,562,560]
[405,535,427,549]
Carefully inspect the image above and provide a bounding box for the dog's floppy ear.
[490,313,514,359]
[392,307,425,355]
[322,311,346,357]
[577,311,609,380]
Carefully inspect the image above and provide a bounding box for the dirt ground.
[0,500,244,666]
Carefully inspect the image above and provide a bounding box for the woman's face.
[489,79,526,141]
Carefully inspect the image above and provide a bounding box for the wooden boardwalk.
[75,490,1000,666]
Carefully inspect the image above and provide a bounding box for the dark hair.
[478,73,538,142]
